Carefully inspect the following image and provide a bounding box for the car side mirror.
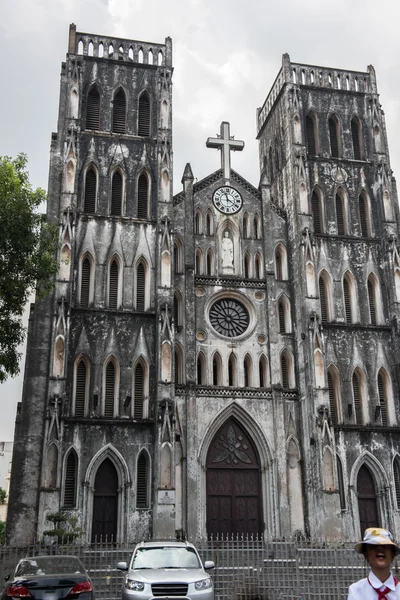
[117,562,128,571]
[204,561,215,570]
[4,575,10,582]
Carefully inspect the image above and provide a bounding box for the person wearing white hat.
[347,528,400,599]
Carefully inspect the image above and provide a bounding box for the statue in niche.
[221,231,234,271]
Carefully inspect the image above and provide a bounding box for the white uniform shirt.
[347,571,399,600]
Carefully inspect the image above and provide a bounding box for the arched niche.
[70,89,79,119]
[162,170,170,202]
[53,336,65,378]
[161,342,172,382]
[161,250,171,287]
[64,160,75,194]
[217,220,240,276]
[160,443,172,489]
[59,244,71,281]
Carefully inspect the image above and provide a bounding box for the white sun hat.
[354,528,400,555]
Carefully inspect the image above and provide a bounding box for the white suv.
[117,540,215,600]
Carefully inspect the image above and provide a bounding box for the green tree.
[0,487,6,504]
[0,154,58,382]
[0,521,5,545]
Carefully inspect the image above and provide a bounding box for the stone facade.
[6,31,400,544]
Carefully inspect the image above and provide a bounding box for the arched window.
[319,271,332,323]
[138,92,150,136]
[335,192,346,235]
[254,214,261,239]
[278,295,291,333]
[394,457,400,509]
[136,452,149,508]
[337,456,346,509]
[174,344,184,384]
[352,369,365,425]
[306,113,317,155]
[136,261,146,311]
[112,88,126,134]
[195,210,202,235]
[74,357,88,417]
[174,239,183,274]
[343,272,356,324]
[367,274,382,325]
[351,117,362,160]
[212,352,222,386]
[84,166,97,213]
[80,255,93,308]
[63,449,78,508]
[133,361,145,418]
[243,213,250,239]
[255,253,262,279]
[206,249,214,276]
[259,355,269,388]
[86,86,100,130]
[104,359,117,418]
[327,367,341,425]
[377,370,388,426]
[275,244,288,280]
[281,349,294,389]
[111,170,123,216]
[108,258,120,309]
[197,353,206,385]
[137,172,149,219]
[174,292,182,329]
[269,147,274,181]
[244,253,251,278]
[206,211,213,235]
[328,115,340,158]
[228,352,237,387]
[359,193,371,237]
[311,189,323,234]
[46,445,58,488]
[195,249,202,275]
[243,354,252,387]
[374,124,382,153]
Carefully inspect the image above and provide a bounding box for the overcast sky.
[1,0,400,442]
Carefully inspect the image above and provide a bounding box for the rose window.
[209,298,249,337]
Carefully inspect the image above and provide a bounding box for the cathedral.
[6,24,400,545]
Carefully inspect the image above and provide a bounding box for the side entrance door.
[92,458,118,543]
[357,464,380,535]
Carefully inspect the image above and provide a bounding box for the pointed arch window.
[84,167,97,213]
[275,244,288,280]
[319,272,332,323]
[255,253,262,279]
[352,370,364,425]
[137,172,149,219]
[281,352,289,389]
[74,358,88,417]
[243,213,250,239]
[174,239,183,274]
[328,116,340,158]
[136,262,146,311]
[112,88,126,134]
[206,211,213,235]
[195,249,202,275]
[212,352,222,386]
[195,210,202,235]
[335,192,346,235]
[359,194,370,237]
[394,457,400,509]
[174,345,184,384]
[311,190,323,234]
[80,255,93,308]
[278,296,291,333]
[228,353,237,387]
[377,370,388,426]
[63,449,78,508]
[206,249,214,276]
[343,274,354,324]
[367,274,382,325]
[327,367,341,425]
[243,354,252,387]
[259,355,269,388]
[108,258,120,309]
[337,455,346,509]
[197,353,206,385]
[254,214,261,239]
[138,92,150,136]
[351,117,362,160]
[136,452,149,508]
[244,253,251,278]
[104,359,117,418]
[306,113,317,155]
[133,361,144,418]
[111,171,123,216]
[86,86,100,130]
[174,292,182,329]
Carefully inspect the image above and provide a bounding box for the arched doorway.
[92,458,118,542]
[206,418,261,536]
[357,464,380,535]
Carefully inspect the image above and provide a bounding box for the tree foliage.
[43,512,84,544]
[0,154,58,382]
[0,487,6,504]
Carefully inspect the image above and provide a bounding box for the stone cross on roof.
[206,121,245,182]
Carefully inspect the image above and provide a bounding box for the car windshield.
[15,557,85,577]
[132,547,201,569]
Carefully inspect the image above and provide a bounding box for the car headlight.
[195,578,212,590]
[125,579,145,591]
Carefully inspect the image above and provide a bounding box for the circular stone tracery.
[209,298,250,337]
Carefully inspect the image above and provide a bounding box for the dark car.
[2,555,94,600]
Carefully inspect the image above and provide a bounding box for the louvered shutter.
[352,373,363,424]
[80,258,91,308]
[394,461,400,509]
[351,119,361,160]
[319,277,328,323]
[281,354,289,389]
[84,168,96,213]
[377,372,388,426]
[109,261,118,309]
[174,350,179,384]
[134,363,144,418]
[335,194,345,235]
[111,171,122,216]
[275,251,282,280]
[174,295,179,326]
[213,356,219,386]
[228,355,234,387]
[244,255,250,278]
[75,360,86,417]
[329,118,339,157]
[368,278,377,325]
[64,451,77,508]
[255,256,261,279]
[343,278,352,324]
[306,116,316,155]
[104,361,115,418]
[112,89,126,134]
[337,456,346,509]
[207,252,212,275]
[359,195,369,237]
[136,453,148,508]
[244,358,250,387]
[259,359,265,388]
[137,173,149,219]
[136,263,145,311]
[86,87,100,131]
[278,301,286,333]
[327,371,337,425]
[138,93,150,136]
[312,192,322,233]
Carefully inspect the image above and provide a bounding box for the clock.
[213,186,242,214]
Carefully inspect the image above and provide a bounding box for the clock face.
[213,186,242,214]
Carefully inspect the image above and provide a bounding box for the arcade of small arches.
[76,38,164,67]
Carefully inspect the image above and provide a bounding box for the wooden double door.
[91,458,118,543]
[206,419,262,536]
[357,465,380,535]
